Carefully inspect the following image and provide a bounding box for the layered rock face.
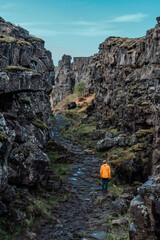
[53,55,74,106]
[53,55,91,106]
[54,19,160,180]
[0,17,54,204]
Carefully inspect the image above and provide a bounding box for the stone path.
[36,116,114,240]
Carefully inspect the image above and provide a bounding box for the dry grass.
[53,93,95,114]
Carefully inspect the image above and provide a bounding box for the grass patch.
[73,80,86,96]
[106,232,129,240]
[0,34,16,43]
[109,182,128,196]
[46,141,72,179]
[105,217,130,240]
[17,39,31,46]
[97,174,128,196]
[30,37,44,43]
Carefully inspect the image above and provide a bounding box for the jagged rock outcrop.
[52,54,74,106]
[129,173,160,240]
[53,55,92,107]
[73,57,91,84]
[0,17,55,225]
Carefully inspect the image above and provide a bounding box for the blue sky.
[0,0,160,65]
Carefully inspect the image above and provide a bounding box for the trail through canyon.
[36,116,114,240]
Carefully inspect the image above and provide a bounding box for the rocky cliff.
[54,18,160,178]
[53,55,91,106]
[0,17,56,233]
[53,18,160,239]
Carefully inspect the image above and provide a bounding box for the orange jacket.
[100,164,111,178]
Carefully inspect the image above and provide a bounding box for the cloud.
[17,22,52,27]
[74,27,120,37]
[71,20,100,26]
[27,28,64,37]
[2,3,17,10]
[27,26,120,38]
[111,13,148,23]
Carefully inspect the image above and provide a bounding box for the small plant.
[73,80,86,96]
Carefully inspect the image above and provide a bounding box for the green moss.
[17,148,30,158]
[0,131,7,141]
[17,39,31,46]
[136,129,153,138]
[109,182,129,196]
[31,58,37,63]
[107,147,136,167]
[131,143,147,151]
[31,198,52,217]
[108,127,119,135]
[5,66,34,72]
[127,104,134,108]
[32,119,48,131]
[141,101,150,106]
[19,97,31,104]
[0,34,31,47]
[73,80,86,96]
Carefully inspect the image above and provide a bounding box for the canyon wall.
[0,17,55,226]
[53,18,160,239]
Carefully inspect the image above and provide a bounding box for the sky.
[0,0,160,65]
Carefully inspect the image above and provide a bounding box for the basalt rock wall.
[53,55,92,106]
[54,19,160,177]
[53,18,160,240]
[0,17,55,217]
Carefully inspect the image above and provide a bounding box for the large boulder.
[129,174,160,240]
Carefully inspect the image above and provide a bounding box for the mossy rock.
[141,102,150,106]
[19,97,31,104]
[17,39,31,46]
[0,131,7,141]
[31,58,38,63]
[0,34,31,46]
[127,104,134,108]
[32,119,48,131]
[29,37,44,43]
[131,143,146,151]
[5,66,34,72]
[136,129,153,138]
[17,148,30,158]
[96,63,102,69]
[0,34,16,44]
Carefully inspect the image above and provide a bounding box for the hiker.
[100,160,111,193]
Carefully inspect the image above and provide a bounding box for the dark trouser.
[102,178,108,192]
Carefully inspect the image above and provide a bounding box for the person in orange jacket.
[100,160,111,193]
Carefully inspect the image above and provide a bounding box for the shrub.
[73,81,86,96]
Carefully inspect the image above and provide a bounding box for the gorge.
[0,16,160,240]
